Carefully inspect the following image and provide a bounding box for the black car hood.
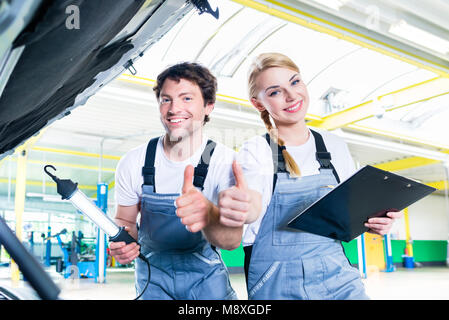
[0,0,218,159]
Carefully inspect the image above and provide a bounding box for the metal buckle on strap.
[193,166,208,190]
[142,167,155,185]
[316,151,332,168]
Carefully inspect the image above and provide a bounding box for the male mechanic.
[109,62,260,300]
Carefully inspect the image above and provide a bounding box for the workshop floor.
[1,266,449,300]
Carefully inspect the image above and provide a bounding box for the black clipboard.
[287,165,436,242]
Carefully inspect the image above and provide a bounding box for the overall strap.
[193,140,216,190]
[264,133,287,192]
[310,129,340,184]
[264,130,341,191]
[142,137,159,191]
[141,137,217,192]
[264,133,287,173]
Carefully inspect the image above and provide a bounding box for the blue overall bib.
[135,137,237,300]
[244,130,368,300]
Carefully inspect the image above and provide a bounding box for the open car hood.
[0,0,218,160]
[0,0,220,300]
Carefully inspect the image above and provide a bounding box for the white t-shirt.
[237,128,356,247]
[115,136,236,207]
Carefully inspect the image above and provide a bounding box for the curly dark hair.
[153,62,217,124]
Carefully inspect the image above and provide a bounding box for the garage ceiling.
[1,0,449,214]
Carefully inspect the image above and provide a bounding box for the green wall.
[342,239,358,264]
[221,240,448,268]
[391,240,447,263]
[221,245,244,267]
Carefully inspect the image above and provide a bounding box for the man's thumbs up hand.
[176,165,211,233]
[182,164,195,194]
[218,160,251,227]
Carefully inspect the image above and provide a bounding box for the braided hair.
[248,53,301,177]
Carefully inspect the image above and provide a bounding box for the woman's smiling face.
[251,66,310,127]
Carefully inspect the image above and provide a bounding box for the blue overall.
[245,131,369,300]
[135,137,237,300]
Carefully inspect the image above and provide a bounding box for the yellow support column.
[364,232,386,275]
[11,148,28,285]
[10,129,47,285]
[404,208,413,257]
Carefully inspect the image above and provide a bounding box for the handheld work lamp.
[44,165,149,299]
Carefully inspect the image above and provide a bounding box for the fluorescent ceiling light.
[26,192,68,202]
[26,192,60,200]
[389,20,449,55]
[347,124,449,150]
[335,130,449,162]
[43,196,67,203]
[212,110,264,127]
[312,0,347,11]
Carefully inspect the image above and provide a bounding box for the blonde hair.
[248,52,301,177]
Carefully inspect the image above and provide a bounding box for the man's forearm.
[114,204,140,240]
[203,203,243,251]
[114,217,138,240]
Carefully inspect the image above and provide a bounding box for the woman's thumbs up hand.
[218,160,251,227]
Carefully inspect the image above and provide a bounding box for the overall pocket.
[248,261,282,299]
[141,199,202,249]
[318,184,335,198]
[272,186,337,246]
[192,245,222,266]
[190,261,235,300]
[321,251,368,299]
